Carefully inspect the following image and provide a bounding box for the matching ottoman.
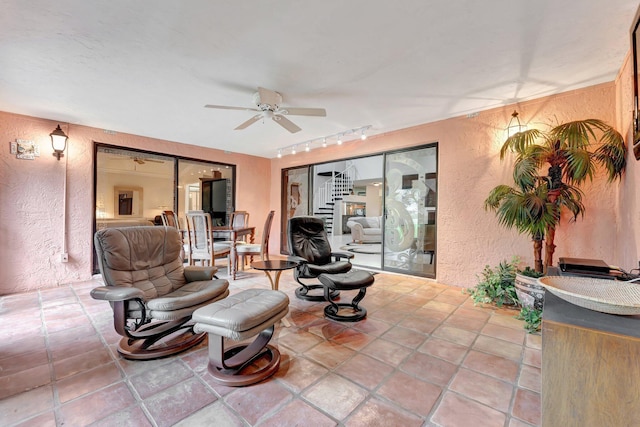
[318,270,375,322]
[193,288,289,386]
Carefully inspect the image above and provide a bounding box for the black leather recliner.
[287,216,354,301]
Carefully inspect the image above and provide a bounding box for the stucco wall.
[271,82,635,288]
[2,78,637,295]
[0,112,271,295]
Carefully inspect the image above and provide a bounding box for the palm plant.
[485,119,626,273]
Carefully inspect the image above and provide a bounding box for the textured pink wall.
[271,82,636,288]
[0,112,271,295]
[2,79,637,295]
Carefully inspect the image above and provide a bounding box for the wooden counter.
[542,292,640,426]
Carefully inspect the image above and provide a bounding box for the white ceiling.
[1,1,638,158]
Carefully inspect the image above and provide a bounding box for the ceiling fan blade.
[235,114,262,130]
[204,104,259,112]
[280,107,326,117]
[258,87,281,106]
[273,115,301,133]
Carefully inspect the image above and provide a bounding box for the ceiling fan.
[132,157,164,164]
[205,87,326,133]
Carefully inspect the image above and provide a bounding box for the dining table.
[212,225,255,280]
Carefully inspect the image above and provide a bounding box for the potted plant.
[485,118,627,273]
[466,257,520,308]
[515,266,546,310]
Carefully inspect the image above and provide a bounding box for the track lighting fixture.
[274,124,372,158]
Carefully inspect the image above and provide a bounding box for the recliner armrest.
[288,255,309,264]
[331,251,355,260]
[90,286,145,302]
[184,266,217,282]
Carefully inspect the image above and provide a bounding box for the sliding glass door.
[383,145,437,277]
[280,165,311,254]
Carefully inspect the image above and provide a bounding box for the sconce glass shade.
[506,111,526,138]
[50,125,68,160]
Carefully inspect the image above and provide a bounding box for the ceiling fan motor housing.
[253,91,282,111]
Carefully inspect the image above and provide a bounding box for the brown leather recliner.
[91,226,229,360]
[287,216,354,301]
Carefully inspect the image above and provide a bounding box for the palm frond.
[563,147,594,184]
[594,127,627,181]
[500,129,543,159]
[550,120,604,150]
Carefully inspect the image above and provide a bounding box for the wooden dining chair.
[185,211,231,273]
[161,210,179,228]
[236,210,275,271]
[230,211,250,243]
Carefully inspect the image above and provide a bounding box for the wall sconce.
[506,111,526,138]
[50,125,68,160]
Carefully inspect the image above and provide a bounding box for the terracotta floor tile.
[473,335,524,361]
[88,405,152,427]
[0,363,51,399]
[512,388,541,426]
[56,362,123,403]
[58,382,135,426]
[1,273,542,426]
[360,338,413,367]
[462,350,519,383]
[277,328,324,353]
[350,317,393,337]
[173,400,244,427]
[398,316,441,334]
[330,328,376,350]
[260,398,337,427]
[275,355,329,392]
[144,377,218,427]
[488,311,524,329]
[400,352,457,386]
[523,347,541,368]
[482,323,526,345]
[224,380,292,425]
[0,384,54,426]
[377,371,442,416]
[335,353,394,390]
[54,347,114,380]
[444,313,487,332]
[302,373,367,421]
[380,326,428,349]
[345,397,423,427]
[432,392,507,427]
[304,318,347,339]
[449,368,514,412]
[518,364,541,393]
[13,411,57,427]
[304,340,356,369]
[129,360,194,399]
[418,337,469,364]
[432,324,478,346]
[454,306,492,320]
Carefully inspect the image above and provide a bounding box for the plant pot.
[515,273,545,310]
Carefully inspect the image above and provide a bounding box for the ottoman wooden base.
[193,289,289,386]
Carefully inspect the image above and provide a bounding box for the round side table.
[251,260,299,290]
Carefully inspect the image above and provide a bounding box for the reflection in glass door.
[280,166,311,254]
[383,145,437,277]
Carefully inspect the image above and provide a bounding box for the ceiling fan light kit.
[205,86,326,133]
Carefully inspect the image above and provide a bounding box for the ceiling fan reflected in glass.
[204,87,326,133]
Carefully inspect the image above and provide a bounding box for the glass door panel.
[383,145,437,277]
[280,166,310,254]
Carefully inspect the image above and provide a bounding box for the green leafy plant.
[467,257,520,307]
[517,306,542,333]
[518,266,545,278]
[485,118,627,273]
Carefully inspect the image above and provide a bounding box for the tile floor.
[0,266,541,426]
